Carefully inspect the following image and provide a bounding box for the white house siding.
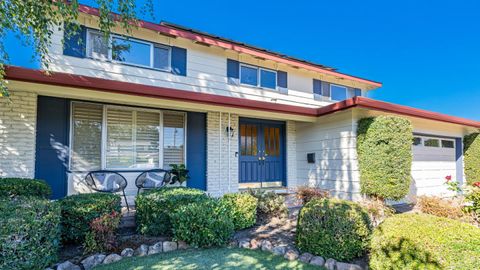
[296,111,362,201]
[286,121,298,189]
[0,90,37,178]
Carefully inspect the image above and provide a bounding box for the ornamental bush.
[296,198,372,261]
[0,178,51,198]
[370,213,480,270]
[246,189,288,223]
[0,197,61,270]
[220,193,258,230]
[464,133,480,185]
[59,193,121,243]
[357,116,413,201]
[171,198,234,247]
[83,211,121,254]
[136,187,209,236]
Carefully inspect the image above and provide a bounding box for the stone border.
[232,238,364,270]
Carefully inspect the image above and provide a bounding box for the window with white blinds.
[70,102,185,171]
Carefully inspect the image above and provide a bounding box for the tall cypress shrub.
[464,132,480,185]
[357,116,413,201]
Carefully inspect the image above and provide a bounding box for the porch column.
[286,120,298,189]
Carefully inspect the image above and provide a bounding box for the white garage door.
[410,135,457,199]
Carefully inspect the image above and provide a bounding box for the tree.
[0,0,154,97]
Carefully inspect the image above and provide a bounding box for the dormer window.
[240,63,277,90]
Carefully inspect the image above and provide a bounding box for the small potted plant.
[169,164,189,185]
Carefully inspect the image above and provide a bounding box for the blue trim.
[277,71,288,88]
[171,46,187,76]
[186,112,207,190]
[455,138,464,186]
[313,79,322,95]
[63,24,86,58]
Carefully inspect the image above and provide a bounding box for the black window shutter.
[63,24,86,58]
[277,71,288,88]
[171,46,187,76]
[354,88,362,97]
[322,82,330,97]
[313,79,322,95]
[227,59,240,85]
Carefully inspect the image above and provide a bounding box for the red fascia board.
[317,96,480,128]
[4,66,318,117]
[77,5,382,88]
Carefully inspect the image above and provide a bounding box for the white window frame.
[239,63,277,90]
[85,29,172,72]
[69,101,187,172]
[329,84,348,101]
[412,135,455,149]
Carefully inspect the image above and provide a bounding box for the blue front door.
[239,119,285,186]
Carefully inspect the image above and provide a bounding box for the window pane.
[441,140,454,148]
[331,85,347,101]
[71,103,103,171]
[240,65,258,86]
[260,69,276,89]
[106,109,134,168]
[163,112,185,168]
[88,31,108,59]
[424,138,440,147]
[136,111,160,168]
[112,37,151,66]
[154,46,169,70]
[413,137,422,146]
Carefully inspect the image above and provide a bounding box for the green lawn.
[94,247,323,270]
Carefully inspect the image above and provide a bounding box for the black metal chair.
[84,170,130,211]
[135,169,173,195]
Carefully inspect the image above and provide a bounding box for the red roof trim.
[5,66,479,128]
[77,5,382,88]
[317,96,480,128]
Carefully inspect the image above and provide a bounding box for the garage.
[410,134,459,199]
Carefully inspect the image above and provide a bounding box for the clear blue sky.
[4,0,480,120]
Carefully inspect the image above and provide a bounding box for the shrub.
[84,211,121,254]
[0,197,61,269]
[464,133,480,185]
[357,116,413,201]
[59,193,121,243]
[416,196,466,221]
[0,178,51,198]
[296,198,372,261]
[358,198,395,227]
[246,189,288,223]
[220,193,258,230]
[370,213,480,270]
[136,187,208,236]
[464,187,480,224]
[295,186,329,204]
[171,198,234,247]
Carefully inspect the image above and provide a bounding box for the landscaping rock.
[336,262,363,270]
[272,246,287,256]
[298,253,314,263]
[148,242,163,255]
[121,248,134,257]
[284,249,299,261]
[81,254,106,270]
[103,254,122,264]
[177,241,189,250]
[309,256,325,267]
[260,240,273,252]
[325,258,337,270]
[56,261,81,270]
[250,238,260,249]
[163,241,178,252]
[239,239,251,249]
[134,245,149,257]
[228,239,239,247]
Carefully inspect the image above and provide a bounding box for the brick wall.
[0,90,37,178]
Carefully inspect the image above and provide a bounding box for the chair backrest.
[135,169,171,189]
[85,170,128,193]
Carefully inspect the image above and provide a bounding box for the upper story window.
[239,64,277,90]
[86,29,171,71]
[330,84,348,101]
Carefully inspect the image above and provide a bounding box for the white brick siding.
[0,90,37,178]
[286,121,298,189]
[206,111,239,196]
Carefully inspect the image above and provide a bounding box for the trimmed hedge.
[296,198,372,261]
[0,197,61,269]
[220,193,258,230]
[246,189,288,223]
[171,198,234,247]
[59,193,121,243]
[0,178,51,198]
[464,133,480,185]
[357,116,413,201]
[370,213,480,270]
[136,187,208,236]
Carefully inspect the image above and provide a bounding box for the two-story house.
[2,4,479,204]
